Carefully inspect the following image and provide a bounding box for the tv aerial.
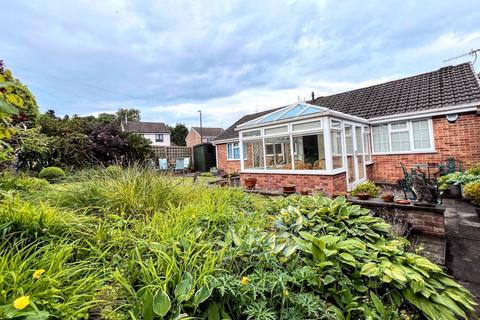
[443,48,480,64]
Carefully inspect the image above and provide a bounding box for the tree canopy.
[169,123,188,146]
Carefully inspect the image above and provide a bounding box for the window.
[331,130,343,169]
[412,120,431,149]
[243,140,263,169]
[227,142,240,160]
[372,119,433,153]
[330,119,342,129]
[265,136,291,170]
[155,134,164,142]
[292,121,321,131]
[264,126,288,135]
[364,127,372,162]
[243,130,261,137]
[293,133,325,170]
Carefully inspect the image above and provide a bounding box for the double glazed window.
[372,119,432,153]
[155,134,164,142]
[227,142,240,160]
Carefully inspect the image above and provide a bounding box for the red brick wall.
[216,143,241,173]
[240,172,347,193]
[371,112,480,183]
[186,130,201,147]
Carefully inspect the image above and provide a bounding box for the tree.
[169,123,188,146]
[116,108,140,123]
[97,113,116,124]
[90,123,126,164]
[122,132,152,163]
[13,127,51,171]
[10,78,39,128]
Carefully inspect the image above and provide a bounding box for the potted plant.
[283,182,296,194]
[351,181,380,201]
[382,192,395,202]
[244,177,257,190]
[332,191,347,198]
[463,181,480,217]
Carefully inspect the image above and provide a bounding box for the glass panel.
[364,127,372,162]
[372,125,389,152]
[412,120,431,149]
[243,130,261,137]
[258,109,286,123]
[345,125,355,184]
[331,119,342,129]
[391,131,410,152]
[301,106,323,116]
[391,122,408,130]
[264,126,288,135]
[276,104,305,120]
[265,136,292,170]
[293,133,325,170]
[292,121,322,131]
[331,130,343,169]
[356,127,365,179]
[243,140,264,169]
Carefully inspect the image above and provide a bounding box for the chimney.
[311,91,315,101]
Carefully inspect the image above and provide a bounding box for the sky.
[1,1,480,128]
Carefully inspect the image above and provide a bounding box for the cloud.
[1,0,479,128]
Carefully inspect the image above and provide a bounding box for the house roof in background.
[191,127,224,137]
[311,62,480,119]
[215,62,480,141]
[123,121,170,133]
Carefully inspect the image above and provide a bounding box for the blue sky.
[1,1,480,128]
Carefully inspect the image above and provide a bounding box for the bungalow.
[121,121,171,146]
[213,63,480,193]
[186,127,224,147]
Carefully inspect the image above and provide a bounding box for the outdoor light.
[446,113,458,123]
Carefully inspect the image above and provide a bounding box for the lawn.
[0,166,476,320]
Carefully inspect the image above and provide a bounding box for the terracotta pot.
[357,193,371,200]
[332,191,347,199]
[382,193,395,202]
[283,184,296,194]
[244,177,257,190]
[300,188,311,195]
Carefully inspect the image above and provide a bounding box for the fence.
[151,146,192,162]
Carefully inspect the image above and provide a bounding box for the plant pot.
[332,191,347,199]
[244,177,257,190]
[300,188,311,196]
[357,193,371,200]
[382,193,395,202]
[447,184,462,198]
[283,184,296,195]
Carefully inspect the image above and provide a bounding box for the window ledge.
[240,169,347,176]
[372,150,436,156]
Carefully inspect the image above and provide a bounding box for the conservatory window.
[243,130,261,138]
[364,127,372,162]
[331,130,343,169]
[227,142,240,160]
[264,126,288,135]
[265,136,291,170]
[243,140,264,169]
[292,121,322,132]
[293,133,325,170]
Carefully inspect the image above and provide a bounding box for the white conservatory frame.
[236,103,373,189]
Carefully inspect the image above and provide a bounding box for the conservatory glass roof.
[241,103,327,127]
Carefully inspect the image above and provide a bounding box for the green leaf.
[207,302,221,320]
[369,292,386,317]
[390,266,407,283]
[23,311,51,320]
[175,273,193,302]
[0,99,18,115]
[339,252,356,267]
[360,262,380,277]
[193,286,211,306]
[143,289,155,320]
[153,290,171,317]
[323,274,336,285]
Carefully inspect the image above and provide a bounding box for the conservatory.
[236,102,373,191]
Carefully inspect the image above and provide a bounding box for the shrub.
[438,172,480,190]
[466,164,480,176]
[464,181,480,206]
[38,166,65,181]
[0,174,48,194]
[350,180,380,197]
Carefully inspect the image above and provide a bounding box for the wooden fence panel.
[151,146,192,161]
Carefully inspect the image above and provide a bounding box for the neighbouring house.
[213,63,480,193]
[186,127,224,147]
[121,121,171,146]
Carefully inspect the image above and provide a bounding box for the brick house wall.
[240,172,347,193]
[216,143,241,173]
[186,130,201,147]
[371,112,480,183]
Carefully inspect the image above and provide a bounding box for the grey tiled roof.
[311,63,480,119]
[215,63,480,141]
[191,127,224,137]
[123,121,170,133]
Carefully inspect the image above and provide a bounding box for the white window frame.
[372,118,435,155]
[155,133,164,142]
[227,142,241,160]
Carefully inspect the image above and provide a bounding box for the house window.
[293,133,326,170]
[372,119,433,153]
[155,134,164,142]
[227,142,240,160]
[265,136,291,170]
[243,140,263,169]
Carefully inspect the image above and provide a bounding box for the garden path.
[444,199,480,315]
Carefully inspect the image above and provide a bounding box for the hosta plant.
[351,181,380,197]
